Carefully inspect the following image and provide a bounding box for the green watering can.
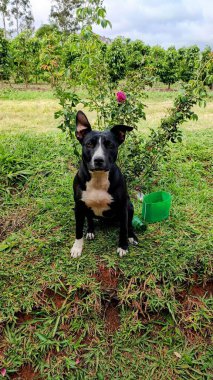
[132,191,172,229]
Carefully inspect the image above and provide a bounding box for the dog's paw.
[128,237,138,245]
[86,232,95,240]
[117,247,128,257]
[70,238,83,258]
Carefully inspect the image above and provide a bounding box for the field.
[0,87,212,379]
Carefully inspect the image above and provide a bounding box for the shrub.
[0,29,11,81]
[54,30,208,190]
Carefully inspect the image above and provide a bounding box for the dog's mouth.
[90,168,108,172]
[90,162,109,171]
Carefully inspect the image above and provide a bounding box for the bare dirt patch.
[103,299,120,334]
[45,348,69,366]
[0,206,35,242]
[183,328,211,345]
[177,284,212,344]
[15,312,33,325]
[190,281,213,298]
[177,280,213,302]
[181,296,206,319]
[93,265,120,292]
[41,288,66,309]
[0,83,51,92]
[81,333,96,345]
[10,364,41,380]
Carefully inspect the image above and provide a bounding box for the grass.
[0,86,212,379]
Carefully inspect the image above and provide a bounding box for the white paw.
[86,232,95,240]
[117,247,128,257]
[128,237,138,245]
[70,238,83,258]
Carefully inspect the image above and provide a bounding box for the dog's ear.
[76,111,91,143]
[110,125,133,145]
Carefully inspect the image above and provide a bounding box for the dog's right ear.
[76,111,91,143]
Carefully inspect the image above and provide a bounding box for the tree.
[10,0,34,35]
[0,0,9,37]
[10,30,35,85]
[39,31,63,86]
[62,32,81,71]
[49,0,109,34]
[0,28,10,80]
[106,37,127,83]
[35,23,60,39]
[49,0,82,33]
[76,0,110,28]
[126,39,150,71]
[158,46,179,89]
[178,45,200,83]
[30,36,42,83]
[201,46,213,89]
[147,45,165,78]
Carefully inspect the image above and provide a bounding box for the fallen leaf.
[174,351,182,359]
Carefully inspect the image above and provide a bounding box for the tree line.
[0,0,105,37]
[0,26,212,89]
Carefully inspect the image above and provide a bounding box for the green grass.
[0,88,212,379]
[0,88,55,101]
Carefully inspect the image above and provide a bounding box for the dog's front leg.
[86,214,95,240]
[117,204,128,257]
[71,202,85,258]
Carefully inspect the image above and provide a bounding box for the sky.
[28,0,213,48]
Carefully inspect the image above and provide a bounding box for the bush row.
[0,28,213,89]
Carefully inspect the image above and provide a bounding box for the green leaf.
[35,333,51,343]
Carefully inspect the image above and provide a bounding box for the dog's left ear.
[76,111,92,143]
[110,125,133,145]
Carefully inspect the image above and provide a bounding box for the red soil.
[15,312,33,325]
[104,300,120,334]
[93,265,120,290]
[190,281,213,298]
[10,365,41,380]
[42,288,66,309]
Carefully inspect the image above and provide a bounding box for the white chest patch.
[82,171,113,216]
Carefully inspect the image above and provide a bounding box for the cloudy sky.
[31,0,213,48]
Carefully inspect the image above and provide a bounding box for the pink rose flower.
[116,91,126,103]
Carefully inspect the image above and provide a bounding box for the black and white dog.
[71,111,138,258]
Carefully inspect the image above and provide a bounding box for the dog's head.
[76,110,133,172]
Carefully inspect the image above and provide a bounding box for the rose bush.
[55,29,208,190]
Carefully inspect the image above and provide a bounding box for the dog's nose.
[94,157,104,167]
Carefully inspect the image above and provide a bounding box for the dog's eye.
[105,141,115,149]
[86,141,95,148]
